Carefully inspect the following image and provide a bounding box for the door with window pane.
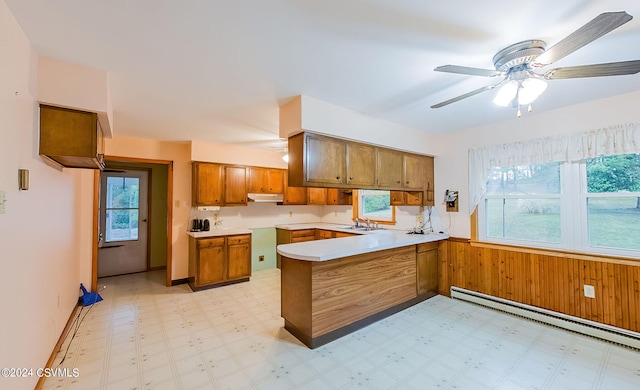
[98,169,149,277]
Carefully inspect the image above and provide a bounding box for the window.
[484,163,561,244]
[479,153,640,257]
[353,190,396,224]
[105,176,140,242]
[585,154,640,251]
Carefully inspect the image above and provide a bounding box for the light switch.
[0,191,6,214]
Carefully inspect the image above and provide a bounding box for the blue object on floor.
[79,283,103,306]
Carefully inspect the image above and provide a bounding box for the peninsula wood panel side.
[439,240,640,332]
[281,257,313,337]
[311,247,417,337]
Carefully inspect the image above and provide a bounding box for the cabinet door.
[248,166,269,193]
[346,142,376,187]
[377,149,403,188]
[403,154,425,190]
[390,191,405,206]
[197,238,226,285]
[424,156,435,206]
[307,188,327,205]
[193,162,223,206]
[417,245,438,295]
[283,173,307,205]
[327,189,352,205]
[227,235,251,280]
[267,169,285,194]
[304,134,346,185]
[224,166,247,206]
[315,229,335,240]
[405,191,423,206]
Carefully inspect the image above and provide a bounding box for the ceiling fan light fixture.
[492,80,519,107]
[517,77,548,105]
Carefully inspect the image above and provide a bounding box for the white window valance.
[468,123,640,214]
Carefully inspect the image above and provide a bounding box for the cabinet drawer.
[315,229,335,240]
[417,242,439,253]
[197,237,225,248]
[227,235,251,245]
[291,229,315,238]
[291,236,315,243]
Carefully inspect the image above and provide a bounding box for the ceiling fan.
[431,11,640,114]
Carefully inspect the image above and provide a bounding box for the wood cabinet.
[403,154,425,190]
[416,242,438,295]
[283,173,307,205]
[288,132,434,196]
[192,162,224,206]
[376,149,404,188]
[39,104,105,170]
[224,166,247,206]
[289,132,346,186]
[327,189,352,205]
[390,190,423,206]
[248,167,284,194]
[346,142,376,186]
[424,156,435,206]
[189,234,251,290]
[227,235,251,280]
[307,188,327,205]
[315,229,335,240]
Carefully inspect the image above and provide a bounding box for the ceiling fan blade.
[431,83,501,108]
[533,11,633,67]
[544,60,640,79]
[435,65,505,78]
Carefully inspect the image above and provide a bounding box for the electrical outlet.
[289,211,293,217]
[416,215,423,225]
[57,293,61,308]
[259,255,264,262]
[174,200,181,208]
[584,284,595,298]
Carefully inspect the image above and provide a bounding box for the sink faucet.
[355,217,371,230]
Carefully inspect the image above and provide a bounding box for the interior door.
[98,169,149,277]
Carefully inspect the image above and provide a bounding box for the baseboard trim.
[171,278,189,286]
[34,303,81,390]
[148,265,167,272]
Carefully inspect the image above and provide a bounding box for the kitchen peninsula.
[277,224,448,348]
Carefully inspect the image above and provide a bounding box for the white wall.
[436,90,640,238]
[0,2,90,389]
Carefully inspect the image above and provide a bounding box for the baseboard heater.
[450,286,640,350]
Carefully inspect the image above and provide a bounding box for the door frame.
[92,156,174,289]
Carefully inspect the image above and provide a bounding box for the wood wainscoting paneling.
[439,239,640,333]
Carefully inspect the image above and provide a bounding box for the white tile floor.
[43,269,640,390]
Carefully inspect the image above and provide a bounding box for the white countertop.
[277,226,448,261]
[187,228,253,238]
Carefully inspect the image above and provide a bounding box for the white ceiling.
[6,0,640,150]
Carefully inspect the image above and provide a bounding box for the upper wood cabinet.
[293,133,347,186]
[192,162,224,206]
[376,149,404,188]
[224,166,247,206]
[327,189,353,205]
[248,167,284,194]
[39,104,105,170]
[346,142,376,187]
[403,154,425,190]
[424,156,435,206]
[283,173,307,205]
[307,187,327,205]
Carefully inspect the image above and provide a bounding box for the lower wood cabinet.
[189,234,252,290]
[276,228,357,267]
[416,242,438,295]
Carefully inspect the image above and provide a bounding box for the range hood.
[247,193,283,203]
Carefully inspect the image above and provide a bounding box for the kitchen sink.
[339,225,381,231]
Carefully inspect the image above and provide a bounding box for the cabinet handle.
[396,180,401,184]
[336,176,341,180]
[349,176,353,180]
[406,181,410,184]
